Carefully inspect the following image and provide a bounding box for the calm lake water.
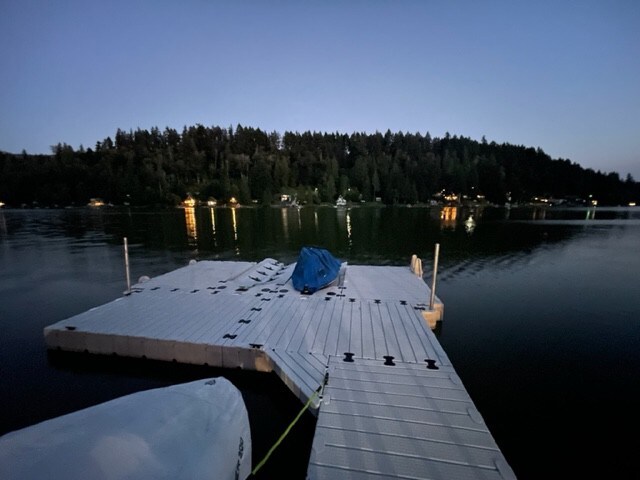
[1,205,639,479]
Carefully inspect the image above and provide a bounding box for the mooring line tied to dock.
[251,385,322,477]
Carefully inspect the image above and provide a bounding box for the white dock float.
[44,259,515,479]
[308,357,514,479]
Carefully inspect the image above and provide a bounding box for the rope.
[251,388,320,476]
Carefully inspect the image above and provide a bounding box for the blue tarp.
[291,246,342,294]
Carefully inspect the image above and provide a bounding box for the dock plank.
[368,301,390,360]
[322,297,347,357]
[293,297,333,354]
[310,297,340,354]
[281,296,321,351]
[336,299,356,358]
[268,349,326,408]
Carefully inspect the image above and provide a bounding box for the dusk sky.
[1,0,639,179]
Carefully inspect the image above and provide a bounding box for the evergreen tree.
[1,123,636,207]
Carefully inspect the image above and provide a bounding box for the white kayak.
[0,377,251,480]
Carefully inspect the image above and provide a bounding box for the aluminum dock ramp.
[44,259,515,479]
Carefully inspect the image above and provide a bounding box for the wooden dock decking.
[44,259,515,479]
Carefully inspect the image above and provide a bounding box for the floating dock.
[44,259,515,479]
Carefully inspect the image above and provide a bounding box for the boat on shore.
[0,377,252,480]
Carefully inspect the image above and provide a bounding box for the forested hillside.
[1,125,637,206]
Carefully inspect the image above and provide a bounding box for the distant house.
[443,193,459,205]
[279,194,299,207]
[182,195,197,208]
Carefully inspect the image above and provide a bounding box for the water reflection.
[346,209,352,250]
[16,205,632,268]
[464,214,476,234]
[532,208,546,220]
[231,207,239,255]
[209,208,217,247]
[281,207,290,242]
[440,206,458,229]
[585,208,596,220]
[184,207,197,246]
[295,207,302,231]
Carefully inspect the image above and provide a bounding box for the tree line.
[1,125,637,207]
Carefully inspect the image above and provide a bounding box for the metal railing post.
[429,243,440,310]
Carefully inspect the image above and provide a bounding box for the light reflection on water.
[0,206,639,479]
[209,207,217,246]
[183,207,197,247]
[164,204,587,267]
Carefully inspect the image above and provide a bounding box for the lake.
[1,205,638,479]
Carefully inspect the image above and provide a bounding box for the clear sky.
[1,0,639,179]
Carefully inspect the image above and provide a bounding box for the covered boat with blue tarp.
[291,246,342,294]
